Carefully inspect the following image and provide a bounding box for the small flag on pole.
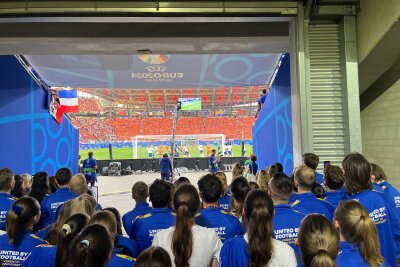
[58,89,79,113]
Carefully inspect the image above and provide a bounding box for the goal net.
[131,134,225,159]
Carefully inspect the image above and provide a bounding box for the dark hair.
[371,163,387,183]
[7,197,40,245]
[55,213,90,267]
[342,153,372,194]
[134,246,172,267]
[269,172,293,200]
[262,89,267,94]
[132,181,148,202]
[250,155,257,162]
[174,177,191,188]
[249,182,259,190]
[172,184,200,267]
[69,224,113,267]
[88,151,93,157]
[48,176,59,194]
[311,183,325,198]
[0,168,14,191]
[149,179,172,208]
[324,165,344,190]
[197,174,222,203]
[303,153,319,170]
[55,168,72,186]
[11,175,24,198]
[274,162,284,173]
[244,190,274,267]
[230,177,250,219]
[103,207,123,236]
[163,153,169,158]
[28,172,49,203]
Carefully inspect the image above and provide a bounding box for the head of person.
[311,183,325,198]
[303,153,319,170]
[211,149,217,156]
[88,210,118,240]
[262,89,267,95]
[20,173,32,192]
[249,182,259,191]
[268,172,293,204]
[266,164,279,180]
[29,171,49,202]
[274,162,284,173]
[70,173,88,195]
[334,200,383,267]
[232,163,244,179]
[103,207,123,236]
[48,175,59,194]
[342,153,372,194]
[149,179,172,208]
[163,153,169,158]
[69,224,113,267]
[243,190,274,267]
[257,170,269,190]
[172,184,200,267]
[88,151,94,158]
[55,167,72,187]
[0,168,14,193]
[294,165,316,192]
[55,213,90,267]
[134,246,172,267]
[11,175,24,198]
[215,172,227,195]
[7,197,40,245]
[298,214,339,267]
[198,174,222,204]
[174,177,191,188]
[324,165,344,190]
[71,195,97,216]
[131,181,148,202]
[250,155,257,162]
[230,177,250,219]
[370,163,387,183]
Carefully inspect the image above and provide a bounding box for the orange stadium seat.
[78,99,101,113]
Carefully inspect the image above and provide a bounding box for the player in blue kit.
[290,165,335,220]
[0,168,15,231]
[195,174,244,241]
[159,154,172,181]
[130,179,175,253]
[334,200,384,267]
[122,181,151,237]
[303,153,324,185]
[208,149,221,173]
[82,151,98,186]
[0,197,47,267]
[216,172,231,211]
[40,168,78,227]
[323,165,345,208]
[343,153,400,267]
[268,172,305,263]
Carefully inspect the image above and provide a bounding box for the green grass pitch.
[80,144,253,160]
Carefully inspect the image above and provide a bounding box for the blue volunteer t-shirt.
[258,95,266,105]
[290,192,335,221]
[82,157,97,181]
[220,235,250,267]
[195,206,244,242]
[108,252,136,267]
[379,181,400,218]
[40,187,78,227]
[115,235,139,258]
[0,193,15,231]
[21,244,55,267]
[346,189,400,267]
[335,241,368,267]
[209,155,218,172]
[218,193,231,211]
[122,202,152,238]
[315,172,324,185]
[324,189,345,209]
[0,231,47,267]
[129,208,176,253]
[160,158,172,174]
[249,162,258,175]
[273,204,305,263]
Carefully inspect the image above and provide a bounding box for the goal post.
[131,134,226,159]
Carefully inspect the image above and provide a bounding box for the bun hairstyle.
[171,184,200,267]
[6,197,40,245]
[135,246,172,267]
[298,214,339,267]
[55,213,89,267]
[70,224,113,267]
[334,201,383,267]
[244,190,274,267]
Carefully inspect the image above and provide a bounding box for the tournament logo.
[139,54,171,65]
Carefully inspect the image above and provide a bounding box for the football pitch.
[79,144,253,160]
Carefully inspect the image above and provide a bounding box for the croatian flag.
[58,90,79,112]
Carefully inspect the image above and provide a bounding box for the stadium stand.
[112,118,142,141]
[78,99,101,113]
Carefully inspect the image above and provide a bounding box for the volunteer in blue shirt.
[323,165,345,208]
[122,181,151,237]
[216,172,231,211]
[130,179,175,253]
[334,200,384,267]
[195,174,244,242]
[159,153,172,181]
[343,152,400,267]
[255,89,267,118]
[290,165,335,220]
[0,197,47,267]
[0,168,15,231]
[303,153,324,185]
[82,151,97,186]
[208,149,221,173]
[268,172,306,263]
[40,168,78,227]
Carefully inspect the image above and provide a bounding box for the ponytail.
[334,201,383,267]
[310,249,335,267]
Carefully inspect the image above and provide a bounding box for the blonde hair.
[69,173,87,195]
[89,210,118,235]
[334,201,383,267]
[232,163,244,179]
[294,165,316,190]
[70,195,96,216]
[257,170,269,190]
[215,172,228,195]
[20,173,32,190]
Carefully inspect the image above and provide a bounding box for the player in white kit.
[147,146,154,158]
[198,144,204,157]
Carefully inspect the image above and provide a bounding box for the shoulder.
[30,234,48,244]
[114,254,135,262]
[271,239,296,259]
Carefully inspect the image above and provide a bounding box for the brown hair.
[7,197,40,245]
[269,172,294,201]
[135,246,172,267]
[232,163,244,179]
[303,153,320,170]
[324,165,344,190]
[230,177,250,220]
[0,168,14,191]
[215,172,228,195]
[132,181,148,202]
[244,190,274,267]
[172,184,200,267]
[334,201,383,267]
[342,153,372,194]
[69,174,87,195]
[257,170,269,190]
[88,210,118,235]
[294,165,316,190]
[370,163,387,183]
[298,214,339,267]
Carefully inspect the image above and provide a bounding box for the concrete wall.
[361,79,400,188]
